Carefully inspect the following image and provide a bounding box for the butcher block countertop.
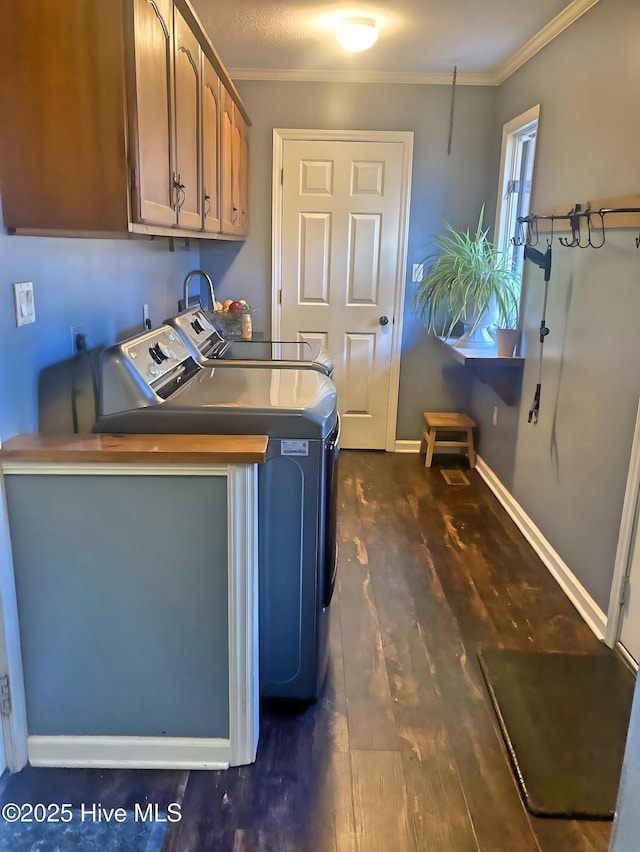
[0,433,269,465]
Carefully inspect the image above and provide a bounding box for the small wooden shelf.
[437,338,524,405]
[438,338,524,367]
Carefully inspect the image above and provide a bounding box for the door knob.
[379,315,389,326]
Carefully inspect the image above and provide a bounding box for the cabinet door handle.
[231,204,239,224]
[173,173,186,211]
[204,191,211,217]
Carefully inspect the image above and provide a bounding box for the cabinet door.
[202,56,221,233]
[234,107,249,236]
[173,8,202,230]
[129,0,176,227]
[220,84,235,234]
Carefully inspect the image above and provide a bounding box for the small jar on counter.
[242,311,253,340]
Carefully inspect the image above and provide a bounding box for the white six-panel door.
[273,131,413,450]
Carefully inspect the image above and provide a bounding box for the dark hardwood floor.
[0,450,615,850]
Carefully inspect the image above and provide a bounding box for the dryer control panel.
[100,325,200,416]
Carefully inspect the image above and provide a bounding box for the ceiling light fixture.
[337,17,378,52]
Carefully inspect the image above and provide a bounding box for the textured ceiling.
[191,0,578,76]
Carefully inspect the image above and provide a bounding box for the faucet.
[183,270,216,313]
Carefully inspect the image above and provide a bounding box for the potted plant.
[494,310,521,358]
[413,207,519,348]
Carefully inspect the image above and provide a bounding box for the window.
[494,105,540,303]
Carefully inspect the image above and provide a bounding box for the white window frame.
[494,105,540,317]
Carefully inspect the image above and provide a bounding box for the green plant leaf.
[412,205,519,338]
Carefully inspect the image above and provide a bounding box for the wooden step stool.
[421,412,476,468]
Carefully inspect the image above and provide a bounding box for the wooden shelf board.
[0,433,268,465]
[533,193,640,232]
[437,338,524,405]
[438,338,524,367]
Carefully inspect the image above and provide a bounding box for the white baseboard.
[394,440,421,453]
[475,455,608,641]
[616,641,639,672]
[394,439,467,459]
[27,735,231,770]
[390,443,608,641]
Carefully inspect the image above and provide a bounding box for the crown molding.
[228,67,494,86]
[229,0,601,88]
[493,0,601,84]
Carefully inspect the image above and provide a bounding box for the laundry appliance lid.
[97,363,337,439]
[159,364,338,438]
[167,308,334,374]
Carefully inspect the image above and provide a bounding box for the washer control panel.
[167,308,226,359]
[123,327,192,388]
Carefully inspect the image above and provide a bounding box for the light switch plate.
[14,281,36,327]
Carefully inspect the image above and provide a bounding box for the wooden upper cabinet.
[234,108,249,237]
[220,86,249,236]
[0,0,249,240]
[128,0,176,228]
[0,0,130,234]
[220,85,235,235]
[202,57,222,233]
[173,7,202,230]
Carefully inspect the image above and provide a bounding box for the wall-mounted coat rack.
[513,194,640,250]
[514,194,640,425]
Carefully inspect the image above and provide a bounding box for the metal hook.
[514,216,535,246]
[558,206,587,248]
[574,207,601,249]
[527,216,540,247]
[587,210,606,249]
[577,212,593,249]
[511,218,527,247]
[558,233,577,248]
[558,209,578,247]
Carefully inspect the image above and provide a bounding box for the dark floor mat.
[0,810,167,851]
[478,649,636,819]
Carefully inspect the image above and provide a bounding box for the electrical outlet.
[492,406,499,427]
[70,324,87,355]
[411,263,424,283]
[143,304,150,330]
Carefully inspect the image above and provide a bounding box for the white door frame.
[272,128,414,452]
[606,398,640,668]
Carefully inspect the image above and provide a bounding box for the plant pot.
[495,328,520,357]
[454,297,496,346]
[457,314,495,346]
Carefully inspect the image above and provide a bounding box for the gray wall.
[467,0,640,612]
[200,80,497,440]
[2,0,636,618]
[0,206,198,441]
